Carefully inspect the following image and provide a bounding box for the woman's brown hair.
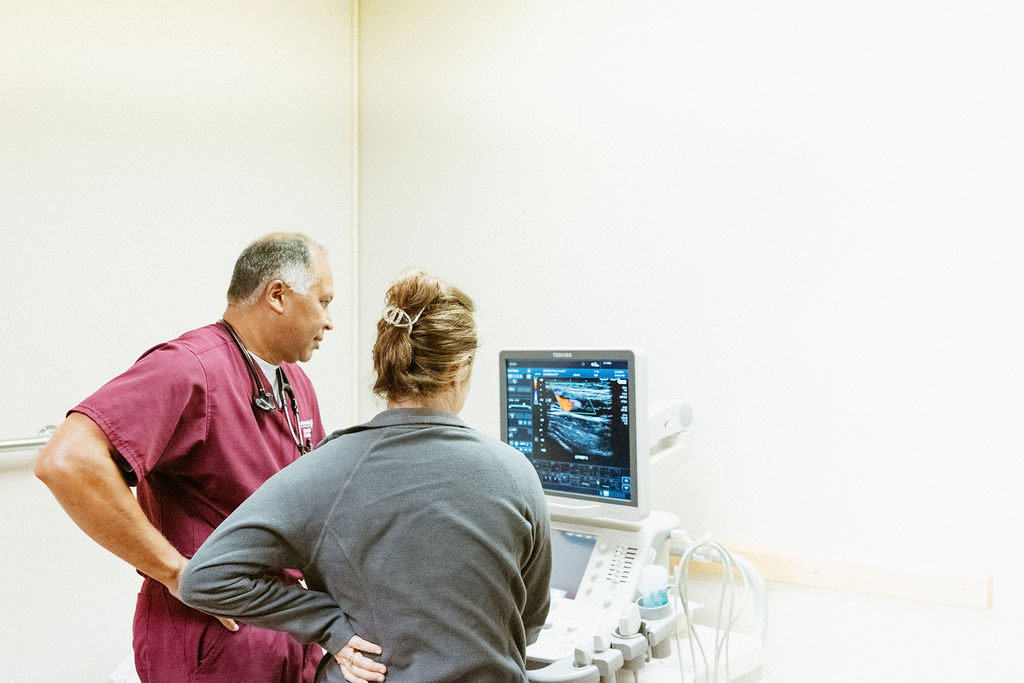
[372,269,477,402]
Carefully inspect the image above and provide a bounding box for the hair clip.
[382,305,424,331]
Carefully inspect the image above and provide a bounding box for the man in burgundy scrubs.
[36,233,345,682]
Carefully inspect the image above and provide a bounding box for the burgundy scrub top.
[74,323,327,682]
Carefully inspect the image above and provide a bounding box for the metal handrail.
[0,426,57,454]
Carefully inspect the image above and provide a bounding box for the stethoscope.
[219,320,311,455]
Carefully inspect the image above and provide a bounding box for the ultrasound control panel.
[527,512,678,664]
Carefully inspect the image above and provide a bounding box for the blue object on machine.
[638,564,669,607]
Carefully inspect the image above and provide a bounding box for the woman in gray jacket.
[180,269,552,683]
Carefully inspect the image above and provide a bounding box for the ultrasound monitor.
[499,349,648,524]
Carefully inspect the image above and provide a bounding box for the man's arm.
[34,412,236,628]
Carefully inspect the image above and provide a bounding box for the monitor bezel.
[499,348,649,524]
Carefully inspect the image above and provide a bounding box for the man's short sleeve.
[73,342,209,480]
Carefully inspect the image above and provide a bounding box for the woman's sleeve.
[521,485,553,645]
[179,460,356,655]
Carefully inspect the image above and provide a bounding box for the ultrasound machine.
[500,349,765,683]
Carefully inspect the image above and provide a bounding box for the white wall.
[357,1,1024,680]
[0,2,355,680]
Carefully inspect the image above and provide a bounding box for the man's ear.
[263,280,288,314]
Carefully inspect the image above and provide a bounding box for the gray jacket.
[180,408,552,682]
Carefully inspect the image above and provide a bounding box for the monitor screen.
[548,529,597,599]
[500,349,647,521]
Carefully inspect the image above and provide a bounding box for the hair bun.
[372,269,477,402]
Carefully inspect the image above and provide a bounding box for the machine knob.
[573,641,594,667]
[618,602,642,636]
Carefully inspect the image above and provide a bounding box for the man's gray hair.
[227,233,327,306]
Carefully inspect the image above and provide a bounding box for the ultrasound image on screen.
[534,377,629,470]
[502,354,635,503]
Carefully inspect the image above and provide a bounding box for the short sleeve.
[73,341,209,480]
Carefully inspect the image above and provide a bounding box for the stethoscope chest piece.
[219,320,310,454]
